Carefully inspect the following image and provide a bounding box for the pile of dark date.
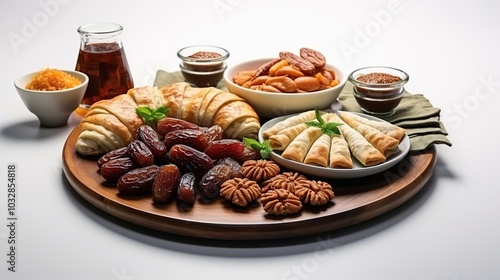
[97,117,259,206]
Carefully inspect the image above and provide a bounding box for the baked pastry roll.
[281,127,323,162]
[76,83,260,156]
[262,110,316,139]
[338,111,406,142]
[328,113,385,166]
[329,134,353,168]
[304,134,331,167]
[268,123,308,151]
[338,112,400,157]
[76,93,144,155]
[317,113,353,168]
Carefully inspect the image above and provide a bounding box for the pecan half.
[279,51,315,76]
[299,47,326,68]
[254,58,281,77]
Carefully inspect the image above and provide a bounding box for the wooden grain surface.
[62,125,436,240]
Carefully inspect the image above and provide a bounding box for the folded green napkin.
[338,82,452,151]
[154,70,452,151]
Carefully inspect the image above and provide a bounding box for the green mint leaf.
[136,106,169,126]
[243,137,272,159]
[243,137,263,149]
[305,107,341,136]
[155,106,169,115]
[322,122,343,136]
[136,107,153,119]
[314,107,324,126]
[305,120,321,128]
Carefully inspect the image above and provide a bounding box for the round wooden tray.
[62,125,436,240]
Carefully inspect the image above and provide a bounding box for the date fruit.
[152,164,180,204]
[217,157,243,178]
[198,164,233,200]
[97,146,128,168]
[136,125,167,160]
[168,144,214,173]
[233,146,260,163]
[157,117,200,136]
[164,129,209,151]
[177,172,197,205]
[100,157,137,182]
[117,165,160,196]
[204,139,245,160]
[127,140,155,167]
[203,124,223,142]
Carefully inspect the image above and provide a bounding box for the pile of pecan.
[232,48,339,93]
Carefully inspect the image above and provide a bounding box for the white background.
[1,0,499,279]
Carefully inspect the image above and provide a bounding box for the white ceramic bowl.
[223,58,346,118]
[14,70,89,127]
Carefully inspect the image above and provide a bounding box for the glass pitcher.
[75,23,134,109]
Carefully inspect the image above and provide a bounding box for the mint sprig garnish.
[136,106,169,126]
[305,107,342,136]
[243,137,272,159]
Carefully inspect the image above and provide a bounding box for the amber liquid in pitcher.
[76,42,134,107]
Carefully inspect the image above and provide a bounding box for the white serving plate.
[258,111,410,179]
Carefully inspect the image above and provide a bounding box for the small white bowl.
[223,58,346,118]
[14,70,89,127]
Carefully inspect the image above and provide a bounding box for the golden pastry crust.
[88,93,144,138]
[338,112,399,157]
[75,82,261,156]
[212,100,256,130]
[303,134,331,167]
[262,110,316,139]
[202,91,243,127]
[281,127,323,162]
[268,123,308,151]
[76,94,144,156]
[158,82,188,119]
[338,111,406,142]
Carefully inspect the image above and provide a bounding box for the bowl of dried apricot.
[14,68,88,127]
[223,48,346,118]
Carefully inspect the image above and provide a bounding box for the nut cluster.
[234,160,335,216]
[295,180,335,206]
[241,159,280,182]
[220,177,261,207]
[232,47,339,93]
[261,189,302,216]
[261,171,307,193]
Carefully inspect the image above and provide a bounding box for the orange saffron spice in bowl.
[25,68,82,91]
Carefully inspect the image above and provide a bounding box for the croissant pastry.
[75,82,260,156]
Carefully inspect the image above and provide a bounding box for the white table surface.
[1,0,499,279]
